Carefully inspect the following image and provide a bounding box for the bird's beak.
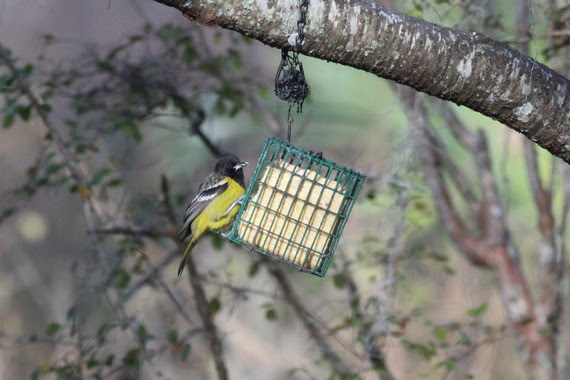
[234,161,248,170]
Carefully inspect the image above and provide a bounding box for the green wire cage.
[228,137,366,277]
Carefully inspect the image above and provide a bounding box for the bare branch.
[161,172,229,380]
[182,249,229,380]
[266,262,353,376]
[187,106,225,158]
[400,85,553,379]
[0,44,89,194]
[0,42,113,266]
[400,88,493,268]
[343,269,394,379]
[160,174,178,225]
[93,226,177,239]
[122,249,179,300]
[504,29,570,44]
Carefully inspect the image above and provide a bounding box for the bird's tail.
[178,235,197,276]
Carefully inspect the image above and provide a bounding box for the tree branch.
[153,0,570,164]
[182,248,229,380]
[266,262,352,376]
[93,226,177,239]
[0,45,89,194]
[342,268,394,379]
[400,86,553,379]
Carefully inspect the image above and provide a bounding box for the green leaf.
[86,356,99,369]
[118,120,142,142]
[228,49,243,69]
[345,316,358,327]
[436,360,455,370]
[55,366,73,379]
[332,274,345,289]
[467,304,487,318]
[114,268,131,290]
[20,64,34,78]
[40,103,52,113]
[428,252,448,262]
[122,348,141,369]
[183,45,198,64]
[167,329,178,344]
[214,100,227,115]
[105,178,123,188]
[97,323,110,344]
[46,163,65,175]
[402,340,437,361]
[46,322,61,336]
[433,326,447,343]
[137,324,154,344]
[265,308,278,321]
[459,331,472,346]
[64,119,78,128]
[209,297,221,315]
[17,105,32,121]
[0,207,16,224]
[3,114,14,128]
[181,343,191,361]
[539,327,552,337]
[248,262,260,277]
[104,354,114,366]
[212,234,224,250]
[66,306,77,321]
[89,168,111,187]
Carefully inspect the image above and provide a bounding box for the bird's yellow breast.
[192,178,245,235]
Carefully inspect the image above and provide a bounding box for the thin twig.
[161,166,229,379]
[92,226,177,239]
[187,106,225,157]
[343,268,394,379]
[0,44,89,193]
[122,249,179,300]
[401,88,493,267]
[0,42,111,268]
[161,174,178,224]
[400,84,551,378]
[183,248,229,380]
[504,30,570,44]
[266,262,352,376]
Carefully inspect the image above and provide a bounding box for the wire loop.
[274,0,310,143]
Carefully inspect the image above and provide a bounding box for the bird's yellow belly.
[194,179,245,235]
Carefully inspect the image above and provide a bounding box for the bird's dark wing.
[178,173,229,240]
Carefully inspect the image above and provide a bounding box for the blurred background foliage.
[0,0,568,379]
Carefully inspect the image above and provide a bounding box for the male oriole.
[177,155,248,276]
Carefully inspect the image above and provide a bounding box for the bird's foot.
[224,195,245,216]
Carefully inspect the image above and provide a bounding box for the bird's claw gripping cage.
[228,138,366,277]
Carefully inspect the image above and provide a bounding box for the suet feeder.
[228,138,366,277]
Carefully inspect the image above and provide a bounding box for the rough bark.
[154,0,570,163]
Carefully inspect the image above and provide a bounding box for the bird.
[177,155,248,276]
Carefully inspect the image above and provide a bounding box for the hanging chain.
[275,0,310,143]
[287,103,294,143]
[295,0,309,63]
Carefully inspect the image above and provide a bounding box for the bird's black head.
[214,155,248,186]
